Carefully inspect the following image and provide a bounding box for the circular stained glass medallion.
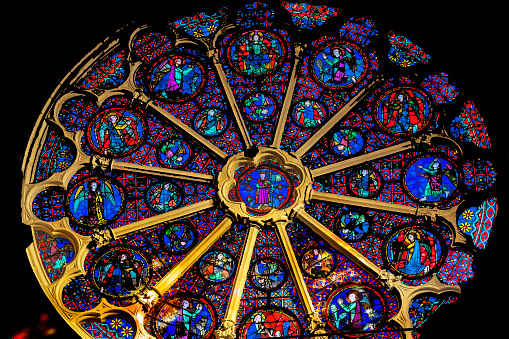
[374,87,433,135]
[149,293,216,339]
[198,250,236,284]
[249,258,287,291]
[242,92,277,121]
[145,181,182,213]
[311,41,369,89]
[348,168,383,198]
[383,225,445,279]
[157,139,192,168]
[193,108,229,137]
[148,54,206,102]
[226,29,286,77]
[160,222,198,255]
[403,155,460,204]
[65,175,125,228]
[89,244,153,300]
[324,283,387,336]
[330,129,364,157]
[291,99,327,128]
[336,211,370,242]
[85,107,146,158]
[238,306,302,339]
[300,247,336,278]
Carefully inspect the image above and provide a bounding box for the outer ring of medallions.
[248,257,288,292]
[381,223,448,280]
[309,40,370,90]
[215,147,313,226]
[148,292,217,339]
[323,282,388,337]
[236,305,303,339]
[373,86,435,137]
[63,175,127,229]
[84,106,148,159]
[224,29,288,78]
[87,243,154,301]
[401,153,462,206]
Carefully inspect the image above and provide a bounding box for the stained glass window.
[18,2,504,339]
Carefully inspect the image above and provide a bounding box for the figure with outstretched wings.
[72,180,118,226]
[160,140,188,167]
[95,111,138,155]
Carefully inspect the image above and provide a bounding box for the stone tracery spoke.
[112,199,214,238]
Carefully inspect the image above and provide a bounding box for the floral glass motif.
[86,108,145,158]
[311,41,368,89]
[149,54,206,102]
[160,222,198,255]
[36,231,75,282]
[193,108,228,137]
[324,283,386,335]
[330,129,364,157]
[145,181,182,213]
[198,250,236,284]
[227,30,285,77]
[65,176,125,228]
[374,87,433,135]
[383,225,443,278]
[82,317,135,339]
[242,92,277,121]
[388,31,430,67]
[282,2,339,29]
[337,211,370,241]
[238,307,302,339]
[348,168,382,198]
[249,258,287,291]
[403,155,459,204]
[291,100,327,128]
[232,165,296,215]
[89,244,153,300]
[300,248,335,278]
[149,294,216,339]
[157,139,192,168]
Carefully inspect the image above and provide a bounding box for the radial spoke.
[112,199,214,238]
[210,49,253,149]
[271,43,306,149]
[111,160,214,184]
[274,221,315,315]
[153,216,233,294]
[295,210,382,277]
[312,190,418,216]
[222,225,260,323]
[293,75,385,158]
[148,101,228,160]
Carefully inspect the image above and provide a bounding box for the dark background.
[6,1,508,338]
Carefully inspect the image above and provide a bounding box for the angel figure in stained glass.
[350,169,379,198]
[244,93,272,120]
[153,57,199,99]
[382,89,425,134]
[44,239,74,270]
[331,129,361,156]
[329,288,377,331]
[195,109,226,136]
[160,140,189,167]
[95,111,139,155]
[319,46,357,85]
[392,229,434,275]
[294,100,325,128]
[72,180,117,225]
[149,183,178,212]
[417,158,454,202]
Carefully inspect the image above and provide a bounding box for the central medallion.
[217,147,311,222]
